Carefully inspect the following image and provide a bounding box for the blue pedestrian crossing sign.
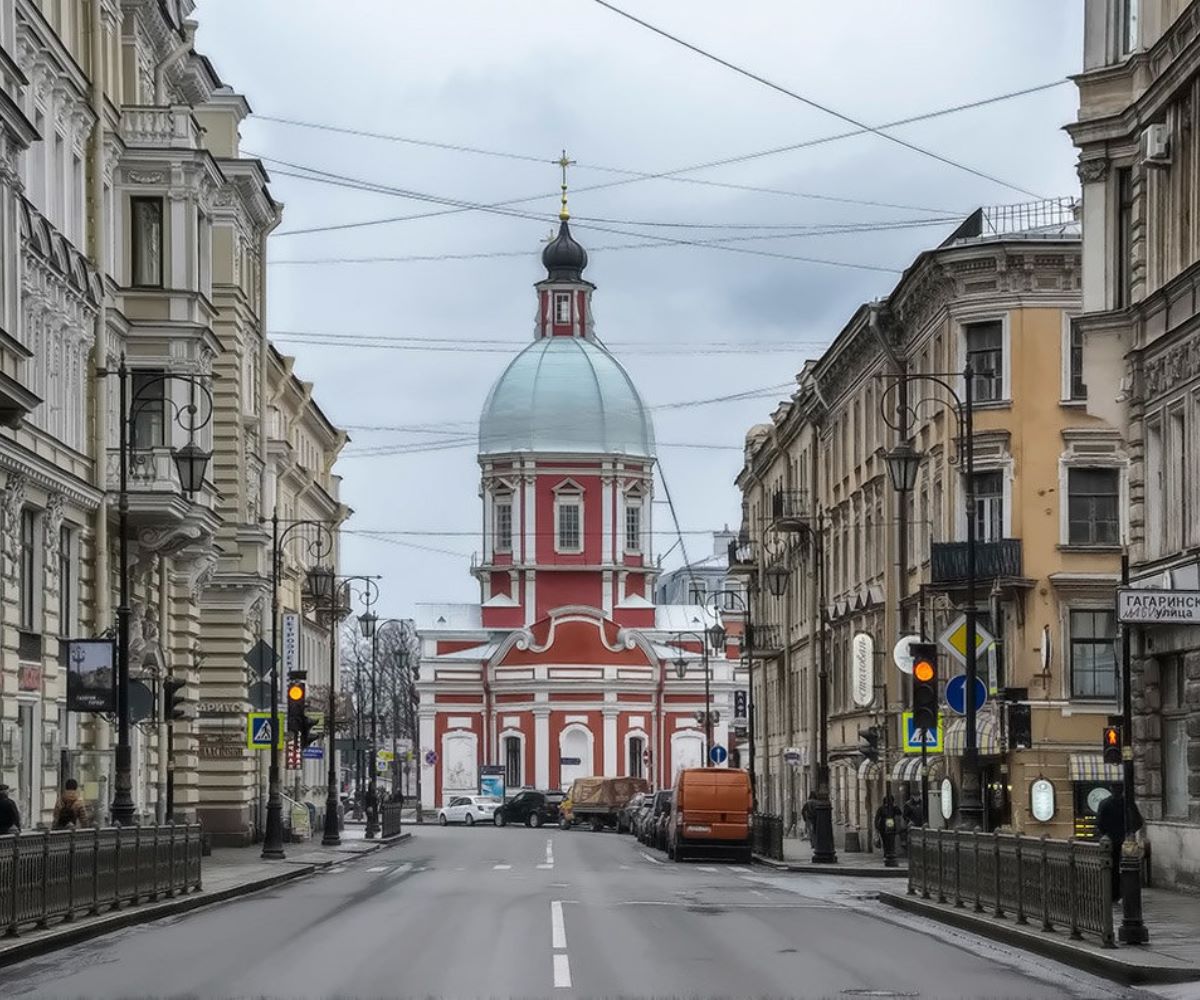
[901,711,943,753]
[247,712,285,750]
[709,744,728,765]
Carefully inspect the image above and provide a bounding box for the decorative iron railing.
[751,813,784,861]
[743,624,783,657]
[381,802,403,839]
[770,490,810,529]
[0,824,203,937]
[929,539,1022,587]
[907,828,1114,948]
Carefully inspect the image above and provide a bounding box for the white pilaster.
[601,472,614,563]
[603,708,618,775]
[534,709,550,789]
[419,710,436,810]
[601,570,613,617]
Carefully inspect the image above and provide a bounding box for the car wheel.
[438,813,448,826]
[494,813,506,827]
[466,813,475,826]
[559,817,570,831]
[590,818,604,833]
[530,813,543,829]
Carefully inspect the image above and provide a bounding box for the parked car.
[617,792,648,834]
[666,768,753,862]
[643,790,672,848]
[438,795,501,826]
[493,790,564,828]
[632,794,657,840]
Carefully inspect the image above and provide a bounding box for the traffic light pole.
[263,511,286,860]
[958,366,985,832]
[1118,552,1148,944]
[812,510,837,864]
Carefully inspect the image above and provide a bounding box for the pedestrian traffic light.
[287,680,306,733]
[857,725,881,762]
[1103,724,1122,766]
[910,642,939,731]
[163,677,187,721]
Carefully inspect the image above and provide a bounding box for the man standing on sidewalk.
[1096,787,1142,903]
[0,783,20,834]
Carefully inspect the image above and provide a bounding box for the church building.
[415,203,746,809]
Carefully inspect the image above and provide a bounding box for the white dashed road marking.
[493,864,512,870]
[697,866,718,873]
[551,901,571,988]
[366,866,390,873]
[640,852,663,865]
[537,864,555,869]
[553,954,572,989]
[731,866,751,873]
[545,838,555,868]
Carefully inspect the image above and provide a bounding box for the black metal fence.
[908,828,1114,948]
[1,824,203,937]
[751,813,783,861]
[381,802,403,839]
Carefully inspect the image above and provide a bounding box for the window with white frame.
[625,493,642,553]
[1067,468,1120,545]
[1069,609,1117,700]
[19,508,38,632]
[494,493,513,553]
[503,735,522,789]
[687,580,706,605]
[130,197,164,287]
[555,487,582,552]
[554,292,571,324]
[58,525,74,636]
[1145,416,1163,556]
[1068,323,1087,400]
[628,735,645,778]
[1160,655,1187,818]
[1121,0,1139,55]
[972,470,1004,542]
[131,370,167,449]
[964,320,1004,402]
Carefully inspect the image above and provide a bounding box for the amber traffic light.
[287,680,306,733]
[910,642,939,732]
[1102,725,1122,766]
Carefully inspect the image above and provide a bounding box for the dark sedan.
[493,789,564,828]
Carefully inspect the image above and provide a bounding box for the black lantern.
[885,440,922,494]
[764,564,789,598]
[306,564,335,603]
[171,439,211,495]
[674,656,687,680]
[706,623,727,652]
[358,610,378,638]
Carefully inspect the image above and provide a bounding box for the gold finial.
[557,149,575,221]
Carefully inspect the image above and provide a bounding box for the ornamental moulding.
[1139,332,1200,399]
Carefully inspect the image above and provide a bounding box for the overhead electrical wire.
[590,0,1048,200]
[253,77,1067,238]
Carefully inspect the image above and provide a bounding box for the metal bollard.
[993,831,1004,918]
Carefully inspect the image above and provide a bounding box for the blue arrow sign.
[709,744,728,765]
[946,674,988,716]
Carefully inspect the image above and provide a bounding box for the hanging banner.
[66,639,117,713]
[282,613,300,675]
[851,632,875,708]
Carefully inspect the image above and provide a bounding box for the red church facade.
[416,213,746,809]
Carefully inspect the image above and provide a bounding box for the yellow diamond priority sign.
[939,615,995,665]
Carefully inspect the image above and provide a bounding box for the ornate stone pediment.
[1140,332,1200,399]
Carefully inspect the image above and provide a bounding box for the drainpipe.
[154,21,196,105]
[87,0,110,763]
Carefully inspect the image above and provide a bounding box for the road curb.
[0,833,413,970]
[878,891,1200,986]
[753,854,909,877]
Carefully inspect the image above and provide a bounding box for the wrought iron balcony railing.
[770,490,810,532]
[930,539,1022,587]
[727,537,756,576]
[742,624,783,657]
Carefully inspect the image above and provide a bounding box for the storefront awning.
[857,757,882,781]
[944,713,1001,756]
[1068,753,1122,782]
[890,755,941,782]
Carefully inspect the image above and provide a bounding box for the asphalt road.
[3,824,1154,999]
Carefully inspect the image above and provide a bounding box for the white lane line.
[366,866,390,873]
[551,901,567,949]
[640,852,663,865]
[537,863,555,870]
[619,864,631,870]
[387,863,413,876]
[553,954,572,989]
[731,866,751,873]
[750,888,766,897]
[545,838,555,867]
[697,866,718,873]
[615,900,837,909]
[493,864,512,870]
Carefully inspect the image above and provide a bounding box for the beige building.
[737,203,1128,847]
[0,0,346,841]
[1070,0,1200,890]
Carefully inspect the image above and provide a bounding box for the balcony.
[120,105,204,151]
[770,490,811,532]
[106,446,217,532]
[930,539,1024,589]
[742,624,783,658]
[727,537,757,578]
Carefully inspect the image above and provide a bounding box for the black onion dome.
[541,219,588,280]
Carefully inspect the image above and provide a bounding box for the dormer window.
[494,493,513,553]
[554,292,571,324]
[554,480,584,553]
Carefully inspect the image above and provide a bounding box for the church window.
[556,491,583,553]
[494,494,513,553]
[554,292,571,324]
[625,495,642,553]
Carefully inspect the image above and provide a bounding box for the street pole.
[959,364,984,831]
[703,638,712,766]
[366,624,379,839]
[322,587,341,846]
[812,510,837,863]
[745,585,757,807]
[262,509,286,859]
[111,358,135,826]
[1118,552,1148,943]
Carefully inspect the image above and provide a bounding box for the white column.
[419,710,436,810]
[603,709,618,775]
[601,571,613,617]
[601,473,614,563]
[534,709,550,789]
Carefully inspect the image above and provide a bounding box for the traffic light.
[287,679,306,733]
[857,726,881,761]
[910,642,939,732]
[299,714,320,748]
[1103,725,1122,766]
[164,677,187,721]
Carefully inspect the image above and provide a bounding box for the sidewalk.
[0,826,411,969]
[879,886,1200,986]
[755,836,909,877]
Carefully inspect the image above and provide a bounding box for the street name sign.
[940,616,995,665]
[560,756,582,766]
[301,746,323,760]
[1117,588,1200,624]
[901,711,943,753]
[945,674,987,716]
[246,711,284,750]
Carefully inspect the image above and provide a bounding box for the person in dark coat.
[0,783,21,835]
[1095,786,1143,902]
[800,795,816,846]
[874,794,903,860]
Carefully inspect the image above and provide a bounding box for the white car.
[438,795,501,826]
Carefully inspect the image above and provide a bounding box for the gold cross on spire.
[557,149,575,221]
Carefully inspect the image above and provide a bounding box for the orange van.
[666,768,753,862]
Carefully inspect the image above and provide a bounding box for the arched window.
[628,735,645,779]
[494,490,513,553]
[503,735,522,788]
[624,487,643,554]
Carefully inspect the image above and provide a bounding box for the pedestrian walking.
[0,783,20,835]
[874,794,903,863]
[52,779,90,829]
[800,794,816,846]
[1096,786,1142,903]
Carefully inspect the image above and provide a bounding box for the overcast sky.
[192,0,1084,621]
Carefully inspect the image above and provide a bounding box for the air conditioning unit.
[1141,123,1170,164]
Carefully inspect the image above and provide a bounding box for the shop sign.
[1030,778,1055,823]
[851,632,874,707]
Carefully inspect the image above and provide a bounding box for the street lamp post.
[709,586,760,802]
[670,622,724,764]
[881,366,983,830]
[105,358,214,827]
[358,609,380,838]
[810,511,837,864]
